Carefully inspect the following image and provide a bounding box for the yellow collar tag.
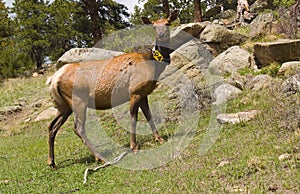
[152,50,164,62]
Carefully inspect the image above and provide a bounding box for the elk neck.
[153,39,172,64]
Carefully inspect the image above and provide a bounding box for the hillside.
[0,58,299,193]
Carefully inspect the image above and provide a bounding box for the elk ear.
[168,10,179,23]
[142,17,152,25]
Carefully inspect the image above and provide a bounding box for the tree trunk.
[194,0,202,22]
[162,0,169,18]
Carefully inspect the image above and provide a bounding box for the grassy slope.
[0,70,299,193]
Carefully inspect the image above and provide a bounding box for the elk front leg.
[139,97,164,144]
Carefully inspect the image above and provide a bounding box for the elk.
[46,10,179,169]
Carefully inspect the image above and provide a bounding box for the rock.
[0,106,22,116]
[200,24,248,54]
[14,98,26,107]
[160,39,213,109]
[162,39,213,88]
[217,110,260,124]
[203,5,222,19]
[218,160,231,167]
[225,74,250,91]
[170,39,213,71]
[213,84,242,104]
[170,22,210,49]
[208,46,252,76]
[32,72,39,78]
[282,73,300,93]
[219,9,236,19]
[278,61,300,77]
[249,13,274,38]
[254,39,300,68]
[278,153,292,161]
[30,99,43,109]
[35,107,57,122]
[24,118,31,123]
[250,0,273,13]
[0,115,6,122]
[247,74,273,90]
[268,185,280,192]
[56,48,123,69]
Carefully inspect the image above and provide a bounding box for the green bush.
[0,45,34,79]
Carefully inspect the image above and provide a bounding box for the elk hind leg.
[48,108,72,169]
[72,102,106,163]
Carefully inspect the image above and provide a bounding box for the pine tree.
[0,0,19,78]
[12,0,50,69]
[74,0,130,46]
[130,0,194,24]
[47,0,82,60]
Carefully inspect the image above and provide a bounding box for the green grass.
[0,76,49,107]
[0,72,300,193]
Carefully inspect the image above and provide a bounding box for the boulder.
[219,9,236,19]
[35,107,57,122]
[170,22,210,49]
[170,40,213,71]
[213,84,242,104]
[217,110,261,124]
[161,39,213,88]
[203,6,222,19]
[56,48,123,69]
[278,61,300,77]
[225,74,250,91]
[254,39,300,68]
[160,40,213,108]
[282,73,300,93]
[200,24,248,54]
[249,13,274,38]
[208,46,252,76]
[246,74,273,90]
[250,0,273,13]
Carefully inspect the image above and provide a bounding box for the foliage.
[12,0,51,69]
[74,0,130,47]
[0,0,11,38]
[130,0,243,24]
[273,0,296,7]
[0,0,130,78]
[102,25,156,52]
[47,0,83,61]
[257,62,281,77]
[130,0,195,24]
[0,0,33,79]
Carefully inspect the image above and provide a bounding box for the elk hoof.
[130,144,139,154]
[155,137,164,144]
[48,162,57,170]
[95,156,105,164]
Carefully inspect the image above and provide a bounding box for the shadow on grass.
[57,155,97,169]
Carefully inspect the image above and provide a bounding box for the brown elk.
[46,11,179,169]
